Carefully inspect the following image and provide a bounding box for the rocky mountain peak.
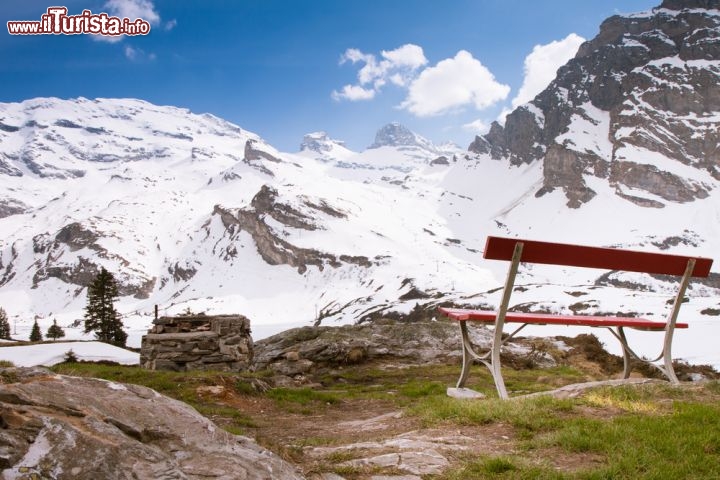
[300,131,347,153]
[660,0,719,10]
[368,122,434,151]
[469,0,720,209]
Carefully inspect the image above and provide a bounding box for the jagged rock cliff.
[470,0,720,208]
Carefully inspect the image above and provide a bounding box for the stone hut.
[140,314,253,372]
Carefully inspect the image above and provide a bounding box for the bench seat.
[438,307,689,330]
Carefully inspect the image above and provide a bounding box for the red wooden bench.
[439,236,714,399]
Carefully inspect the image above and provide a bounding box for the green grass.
[398,379,446,398]
[51,362,204,396]
[432,382,720,479]
[266,387,341,406]
[47,361,720,479]
[410,392,575,439]
[543,401,720,479]
[442,458,565,480]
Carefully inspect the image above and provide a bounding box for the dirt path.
[196,379,523,479]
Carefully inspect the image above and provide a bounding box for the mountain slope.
[0,0,719,368]
[0,100,490,343]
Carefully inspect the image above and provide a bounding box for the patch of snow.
[104,380,128,391]
[555,102,613,158]
[1,418,67,480]
[524,103,545,127]
[0,342,139,367]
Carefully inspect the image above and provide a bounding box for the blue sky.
[2,0,660,151]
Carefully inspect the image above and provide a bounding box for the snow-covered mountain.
[299,131,356,162]
[0,0,719,367]
[0,98,487,345]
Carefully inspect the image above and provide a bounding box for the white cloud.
[332,85,376,101]
[93,0,161,43]
[124,45,138,60]
[104,0,160,25]
[462,119,490,134]
[381,44,427,70]
[93,34,123,44]
[400,50,510,117]
[509,33,585,110]
[332,44,427,101]
[124,45,156,62]
[164,19,178,31]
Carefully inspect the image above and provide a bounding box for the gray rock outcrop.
[0,367,304,479]
[253,319,552,377]
[29,221,157,299]
[212,186,372,274]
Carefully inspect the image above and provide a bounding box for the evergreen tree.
[84,267,127,347]
[29,320,43,342]
[46,319,65,341]
[63,349,78,363]
[0,307,11,340]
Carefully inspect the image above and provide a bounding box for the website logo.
[7,6,151,38]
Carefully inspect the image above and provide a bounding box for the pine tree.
[46,319,65,341]
[29,320,43,342]
[84,267,127,347]
[0,307,11,340]
[63,349,78,363]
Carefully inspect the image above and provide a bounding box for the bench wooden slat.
[484,236,713,277]
[438,307,689,330]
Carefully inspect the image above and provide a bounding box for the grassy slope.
[49,360,720,479]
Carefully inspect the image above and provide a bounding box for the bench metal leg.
[662,349,680,384]
[457,321,473,388]
[453,242,523,400]
[617,327,633,380]
[490,335,508,400]
[611,326,677,383]
[607,259,694,384]
[660,258,694,384]
[456,320,509,399]
[457,320,529,398]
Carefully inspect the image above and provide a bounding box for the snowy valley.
[1,0,719,368]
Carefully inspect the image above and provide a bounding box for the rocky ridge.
[252,319,560,385]
[470,0,720,208]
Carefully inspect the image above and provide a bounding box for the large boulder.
[0,367,304,479]
[252,319,552,376]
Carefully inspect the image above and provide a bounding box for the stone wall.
[140,314,253,372]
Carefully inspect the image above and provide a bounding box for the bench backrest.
[484,236,713,277]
